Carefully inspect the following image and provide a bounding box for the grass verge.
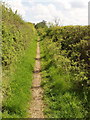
[2,37,37,118]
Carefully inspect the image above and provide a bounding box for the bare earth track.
[29,41,44,118]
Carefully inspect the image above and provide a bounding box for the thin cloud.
[2,0,88,25]
[70,1,87,8]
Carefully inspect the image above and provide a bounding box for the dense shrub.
[2,4,36,69]
[2,4,37,118]
[40,25,90,118]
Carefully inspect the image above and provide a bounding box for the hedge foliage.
[2,4,37,118]
[40,25,90,118]
[2,4,36,69]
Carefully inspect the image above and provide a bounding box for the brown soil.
[29,41,44,118]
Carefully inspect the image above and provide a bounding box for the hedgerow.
[40,25,90,118]
[2,3,37,118]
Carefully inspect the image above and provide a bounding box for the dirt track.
[29,41,44,118]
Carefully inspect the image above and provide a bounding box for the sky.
[2,0,89,25]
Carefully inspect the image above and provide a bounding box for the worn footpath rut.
[29,41,44,118]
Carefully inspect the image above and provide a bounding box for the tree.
[53,17,62,26]
[35,20,47,29]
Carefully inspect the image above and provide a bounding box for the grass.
[2,37,37,118]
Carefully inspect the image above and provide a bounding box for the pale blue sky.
[2,0,89,25]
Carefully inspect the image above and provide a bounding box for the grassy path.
[29,41,44,118]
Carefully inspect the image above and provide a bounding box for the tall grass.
[2,38,37,118]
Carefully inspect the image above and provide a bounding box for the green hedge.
[40,25,90,118]
[2,4,37,118]
[2,4,36,69]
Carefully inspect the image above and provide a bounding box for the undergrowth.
[40,26,90,118]
[2,37,37,118]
